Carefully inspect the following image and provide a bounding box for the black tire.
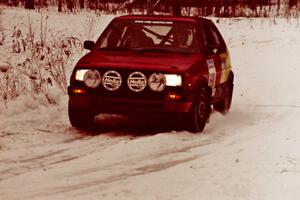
[186,87,211,133]
[214,82,233,114]
[68,101,95,129]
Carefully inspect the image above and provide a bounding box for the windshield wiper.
[98,47,193,55]
[98,47,130,52]
[133,48,192,55]
[133,48,173,54]
[172,50,193,55]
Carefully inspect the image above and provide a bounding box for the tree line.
[1,0,300,17]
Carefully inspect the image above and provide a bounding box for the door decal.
[206,59,216,88]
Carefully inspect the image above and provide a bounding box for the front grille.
[101,99,164,110]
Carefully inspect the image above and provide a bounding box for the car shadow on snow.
[69,106,255,138]
[72,114,185,137]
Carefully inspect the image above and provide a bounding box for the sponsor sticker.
[102,70,122,91]
[207,59,216,88]
[127,71,147,92]
[134,20,173,25]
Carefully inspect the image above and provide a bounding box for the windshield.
[95,19,200,54]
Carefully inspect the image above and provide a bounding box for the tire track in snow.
[0,104,271,200]
[17,155,203,200]
[64,141,208,178]
[0,131,133,180]
[235,103,300,109]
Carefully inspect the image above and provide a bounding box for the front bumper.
[68,87,193,116]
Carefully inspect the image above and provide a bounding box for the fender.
[211,70,234,104]
[184,73,212,104]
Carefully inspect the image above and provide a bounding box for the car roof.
[115,15,212,24]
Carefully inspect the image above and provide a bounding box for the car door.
[201,22,227,95]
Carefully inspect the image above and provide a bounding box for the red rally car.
[68,15,234,133]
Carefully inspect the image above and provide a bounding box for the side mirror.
[83,40,95,50]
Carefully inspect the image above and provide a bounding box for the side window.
[202,23,226,54]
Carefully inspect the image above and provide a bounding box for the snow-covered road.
[1,104,300,199]
[1,10,300,200]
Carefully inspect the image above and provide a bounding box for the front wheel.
[68,101,95,129]
[186,88,211,133]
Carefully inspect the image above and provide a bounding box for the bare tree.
[58,0,62,12]
[172,0,181,16]
[215,0,222,17]
[289,0,298,8]
[25,0,35,9]
[66,0,74,11]
[147,0,153,14]
[80,0,84,9]
[12,0,18,6]
[224,0,230,17]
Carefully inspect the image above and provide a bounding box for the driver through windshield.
[95,19,201,54]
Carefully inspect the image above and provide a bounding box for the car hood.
[77,50,203,73]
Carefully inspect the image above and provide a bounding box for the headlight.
[148,73,166,92]
[164,74,182,87]
[75,69,101,88]
[83,70,102,88]
[75,69,88,81]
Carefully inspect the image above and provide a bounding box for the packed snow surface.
[1,8,300,200]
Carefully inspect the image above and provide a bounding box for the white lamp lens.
[148,73,166,92]
[75,69,88,81]
[83,70,101,88]
[165,74,182,87]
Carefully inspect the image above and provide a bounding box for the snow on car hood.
[76,50,204,72]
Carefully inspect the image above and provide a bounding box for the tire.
[214,82,233,114]
[68,101,95,129]
[186,87,211,133]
